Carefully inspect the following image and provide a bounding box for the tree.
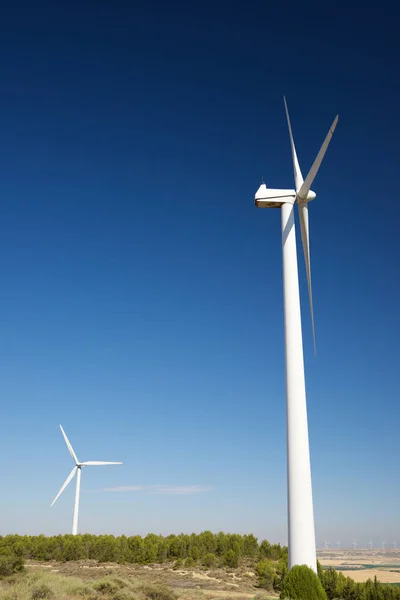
[224,549,239,568]
[322,568,339,600]
[255,559,276,591]
[203,553,217,568]
[280,565,327,600]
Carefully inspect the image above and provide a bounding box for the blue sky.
[0,0,399,548]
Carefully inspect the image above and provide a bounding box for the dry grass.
[0,564,277,600]
[318,549,400,584]
[336,570,400,584]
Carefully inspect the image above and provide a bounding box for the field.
[317,549,400,584]
[0,560,276,600]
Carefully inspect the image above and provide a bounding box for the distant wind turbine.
[337,540,341,549]
[394,541,397,549]
[381,541,387,550]
[368,541,373,550]
[255,98,338,572]
[324,541,330,550]
[51,425,123,535]
[352,541,358,550]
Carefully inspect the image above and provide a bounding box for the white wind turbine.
[51,425,123,535]
[255,98,338,572]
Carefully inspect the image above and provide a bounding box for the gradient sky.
[0,0,399,548]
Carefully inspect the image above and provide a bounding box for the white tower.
[255,98,338,571]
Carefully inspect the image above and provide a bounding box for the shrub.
[255,559,276,591]
[0,554,25,577]
[140,585,177,600]
[93,580,120,595]
[224,549,239,568]
[203,553,217,568]
[184,557,195,568]
[173,558,184,570]
[280,564,327,600]
[31,584,54,599]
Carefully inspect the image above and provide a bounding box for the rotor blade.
[298,202,316,354]
[283,96,304,191]
[81,461,123,466]
[51,466,77,507]
[60,425,79,464]
[298,115,339,200]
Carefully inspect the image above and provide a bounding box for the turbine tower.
[51,425,123,535]
[368,540,373,550]
[254,98,338,572]
[337,540,341,549]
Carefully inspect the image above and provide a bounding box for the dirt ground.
[26,561,276,599]
[317,549,400,584]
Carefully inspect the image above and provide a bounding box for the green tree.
[255,559,276,591]
[322,568,339,600]
[203,553,217,568]
[173,558,184,570]
[224,549,239,568]
[280,565,327,600]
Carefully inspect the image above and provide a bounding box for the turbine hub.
[297,189,316,203]
[307,190,316,201]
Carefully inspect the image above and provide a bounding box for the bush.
[255,559,276,591]
[224,549,239,568]
[94,581,120,595]
[280,565,327,600]
[140,585,177,600]
[173,558,184,570]
[31,584,54,599]
[184,557,195,568]
[93,577,127,595]
[203,553,217,568]
[0,554,25,577]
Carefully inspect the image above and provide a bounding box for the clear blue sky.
[0,0,399,548]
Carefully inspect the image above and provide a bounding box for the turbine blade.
[283,96,304,191]
[298,115,339,200]
[60,425,79,464]
[51,466,77,507]
[81,461,123,466]
[298,202,316,354]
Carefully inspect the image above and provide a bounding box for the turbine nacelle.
[255,184,296,208]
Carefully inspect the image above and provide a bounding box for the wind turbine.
[254,98,338,571]
[337,540,341,549]
[368,540,374,550]
[51,425,123,535]
[352,541,358,550]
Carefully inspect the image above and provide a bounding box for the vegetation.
[318,567,400,600]
[0,532,287,565]
[1,534,400,600]
[0,552,25,577]
[0,569,177,600]
[281,564,327,600]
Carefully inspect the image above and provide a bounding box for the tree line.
[0,532,286,565]
[255,559,400,600]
